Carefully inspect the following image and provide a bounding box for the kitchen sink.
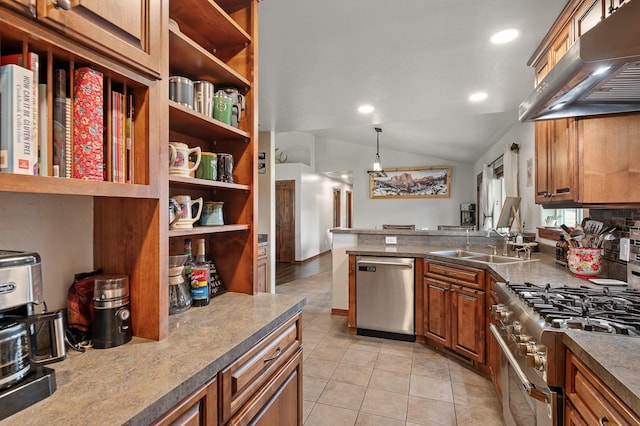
[465,254,524,264]
[429,249,485,258]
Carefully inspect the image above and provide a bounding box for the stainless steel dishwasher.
[355,256,415,341]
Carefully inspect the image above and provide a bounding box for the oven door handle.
[490,323,549,404]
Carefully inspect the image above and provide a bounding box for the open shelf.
[169,175,250,191]
[169,29,251,89]
[169,224,250,237]
[169,101,251,141]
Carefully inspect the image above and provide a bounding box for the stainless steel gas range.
[490,281,640,426]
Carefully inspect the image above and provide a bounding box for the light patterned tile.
[379,340,414,358]
[317,381,366,411]
[406,395,456,426]
[330,362,373,387]
[375,353,413,374]
[454,400,505,426]
[411,358,450,379]
[305,357,339,380]
[409,374,454,403]
[368,368,410,394]
[355,412,405,426]
[308,345,347,363]
[303,376,328,402]
[305,402,358,426]
[359,388,408,421]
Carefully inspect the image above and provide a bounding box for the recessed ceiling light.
[491,29,520,44]
[358,104,375,114]
[469,92,488,102]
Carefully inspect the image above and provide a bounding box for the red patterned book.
[73,67,104,180]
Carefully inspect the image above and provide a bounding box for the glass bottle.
[183,238,194,293]
[190,238,210,306]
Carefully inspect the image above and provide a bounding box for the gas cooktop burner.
[506,282,640,335]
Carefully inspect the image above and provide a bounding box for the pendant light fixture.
[367,127,387,178]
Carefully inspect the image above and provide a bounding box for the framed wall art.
[370,166,451,199]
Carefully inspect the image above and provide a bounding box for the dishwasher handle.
[357,260,414,268]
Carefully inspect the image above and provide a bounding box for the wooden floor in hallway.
[276,251,332,285]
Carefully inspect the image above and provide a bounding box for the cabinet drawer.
[566,351,640,425]
[220,314,301,423]
[425,261,484,290]
[152,377,217,426]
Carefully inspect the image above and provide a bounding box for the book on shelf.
[52,68,66,178]
[0,64,35,175]
[73,67,104,181]
[126,94,134,184]
[65,97,72,179]
[1,53,39,176]
[38,84,48,176]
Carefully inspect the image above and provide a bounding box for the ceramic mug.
[169,198,182,229]
[169,142,201,176]
[172,195,203,229]
[213,90,233,125]
[200,201,224,226]
[196,152,217,180]
[217,153,234,183]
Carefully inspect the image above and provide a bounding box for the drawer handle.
[263,347,282,364]
[599,416,615,426]
[52,0,73,10]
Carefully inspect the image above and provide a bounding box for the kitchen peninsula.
[5,292,305,425]
[335,227,640,423]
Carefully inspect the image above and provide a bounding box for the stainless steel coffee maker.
[0,250,66,421]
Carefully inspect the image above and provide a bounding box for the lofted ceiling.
[257,0,569,165]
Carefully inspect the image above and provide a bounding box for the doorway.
[333,188,341,227]
[276,180,295,262]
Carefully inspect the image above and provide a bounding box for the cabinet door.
[36,0,161,77]
[579,113,640,203]
[550,24,571,67]
[257,245,268,293]
[574,0,605,38]
[0,0,35,17]
[228,348,302,426]
[152,377,217,426]
[424,278,451,347]
[486,275,502,401]
[451,285,485,363]
[549,118,577,202]
[535,121,552,202]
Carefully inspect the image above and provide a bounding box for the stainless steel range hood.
[519,0,640,122]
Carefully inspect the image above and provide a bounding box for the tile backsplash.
[589,208,640,281]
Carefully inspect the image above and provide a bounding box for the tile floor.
[276,270,505,426]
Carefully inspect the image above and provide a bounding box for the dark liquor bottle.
[183,238,194,292]
[190,238,210,306]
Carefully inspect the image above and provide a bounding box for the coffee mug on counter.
[200,201,224,226]
[169,142,201,176]
[173,195,203,229]
[196,152,217,181]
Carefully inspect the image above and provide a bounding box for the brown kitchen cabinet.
[0,0,161,78]
[152,377,218,426]
[257,244,268,293]
[167,0,258,296]
[565,350,640,425]
[536,113,640,206]
[0,2,165,340]
[220,314,302,425]
[423,260,486,363]
[485,273,503,401]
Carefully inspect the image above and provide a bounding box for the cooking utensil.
[584,220,604,235]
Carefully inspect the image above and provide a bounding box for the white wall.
[314,137,476,230]
[273,131,315,166]
[258,131,275,292]
[473,121,543,233]
[0,193,94,310]
[275,163,350,261]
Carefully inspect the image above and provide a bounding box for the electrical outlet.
[620,237,631,261]
[385,236,397,245]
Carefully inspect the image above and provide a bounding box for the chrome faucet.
[487,244,497,255]
[466,229,470,250]
[487,228,510,256]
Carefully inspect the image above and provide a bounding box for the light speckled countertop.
[4,292,305,425]
[348,243,640,416]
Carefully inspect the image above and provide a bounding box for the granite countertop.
[347,242,640,416]
[5,292,305,425]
